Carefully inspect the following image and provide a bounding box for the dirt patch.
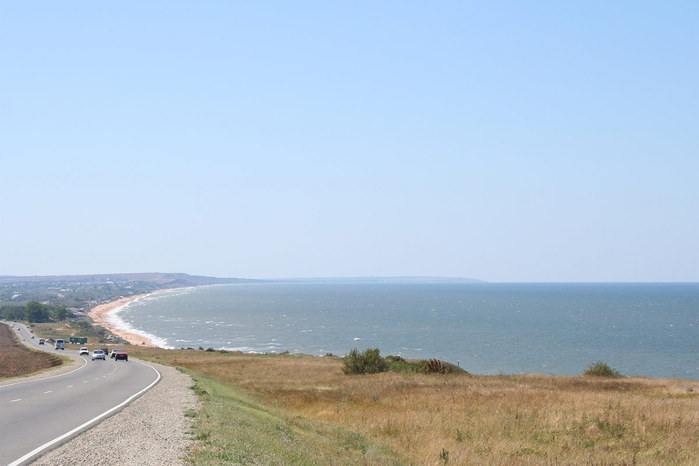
[0,323,62,378]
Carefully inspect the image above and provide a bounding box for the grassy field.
[20,323,699,464]
[120,347,699,465]
[0,322,66,379]
[29,321,117,345]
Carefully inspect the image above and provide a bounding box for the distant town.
[0,273,250,314]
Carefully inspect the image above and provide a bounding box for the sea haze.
[112,282,698,380]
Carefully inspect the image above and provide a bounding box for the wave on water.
[108,299,174,349]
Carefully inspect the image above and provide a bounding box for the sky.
[1,1,697,282]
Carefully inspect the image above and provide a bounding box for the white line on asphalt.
[44,391,52,394]
[67,385,73,388]
[0,346,88,390]
[10,399,22,403]
[8,360,161,466]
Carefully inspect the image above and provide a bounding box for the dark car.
[114,351,128,361]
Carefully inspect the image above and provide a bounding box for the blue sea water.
[112,282,698,380]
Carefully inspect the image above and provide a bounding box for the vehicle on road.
[110,349,120,358]
[114,351,128,361]
[79,347,89,355]
[91,350,106,361]
[55,339,65,350]
[39,338,45,345]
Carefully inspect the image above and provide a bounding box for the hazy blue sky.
[2,2,697,282]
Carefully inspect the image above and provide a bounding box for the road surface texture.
[1,323,196,465]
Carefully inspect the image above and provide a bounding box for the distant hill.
[0,273,255,288]
[275,276,485,284]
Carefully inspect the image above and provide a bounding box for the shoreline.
[88,289,184,347]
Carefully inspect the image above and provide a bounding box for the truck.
[55,338,65,350]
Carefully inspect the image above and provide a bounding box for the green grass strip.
[182,370,404,465]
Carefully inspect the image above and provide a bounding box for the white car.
[79,347,89,355]
[91,350,106,361]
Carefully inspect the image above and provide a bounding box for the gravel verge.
[30,361,198,466]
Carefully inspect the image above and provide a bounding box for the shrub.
[343,348,388,375]
[386,356,423,373]
[422,359,447,374]
[584,361,622,377]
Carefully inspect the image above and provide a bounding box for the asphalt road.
[0,323,160,465]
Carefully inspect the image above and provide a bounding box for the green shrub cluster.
[0,302,71,322]
[343,350,468,375]
[584,361,622,377]
[342,348,388,375]
[385,355,424,373]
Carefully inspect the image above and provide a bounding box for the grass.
[181,370,403,465]
[29,321,116,345]
[0,322,66,379]
[122,347,699,465]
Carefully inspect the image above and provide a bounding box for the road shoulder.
[30,361,197,465]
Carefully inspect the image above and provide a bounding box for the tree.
[51,305,68,321]
[0,305,25,321]
[25,301,50,323]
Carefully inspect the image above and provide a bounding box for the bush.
[343,348,388,375]
[422,359,447,374]
[584,361,622,377]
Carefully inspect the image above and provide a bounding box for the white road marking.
[8,360,161,466]
[67,385,73,388]
[43,391,52,394]
[10,399,22,403]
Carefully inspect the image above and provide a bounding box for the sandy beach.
[89,293,160,347]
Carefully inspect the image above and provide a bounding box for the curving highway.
[0,323,160,465]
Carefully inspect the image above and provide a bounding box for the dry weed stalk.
[129,348,699,465]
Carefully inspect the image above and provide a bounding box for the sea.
[109,282,698,380]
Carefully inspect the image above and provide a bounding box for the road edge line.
[7,359,161,466]
[0,322,87,389]
[0,357,87,389]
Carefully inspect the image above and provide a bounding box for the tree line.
[0,301,71,322]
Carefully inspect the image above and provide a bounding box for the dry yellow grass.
[0,323,63,379]
[130,348,699,465]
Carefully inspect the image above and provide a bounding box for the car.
[110,349,120,358]
[91,350,106,361]
[79,347,89,355]
[113,351,128,361]
[39,338,45,345]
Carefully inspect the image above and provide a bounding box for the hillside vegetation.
[15,321,699,464]
[126,347,699,465]
[0,323,64,379]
